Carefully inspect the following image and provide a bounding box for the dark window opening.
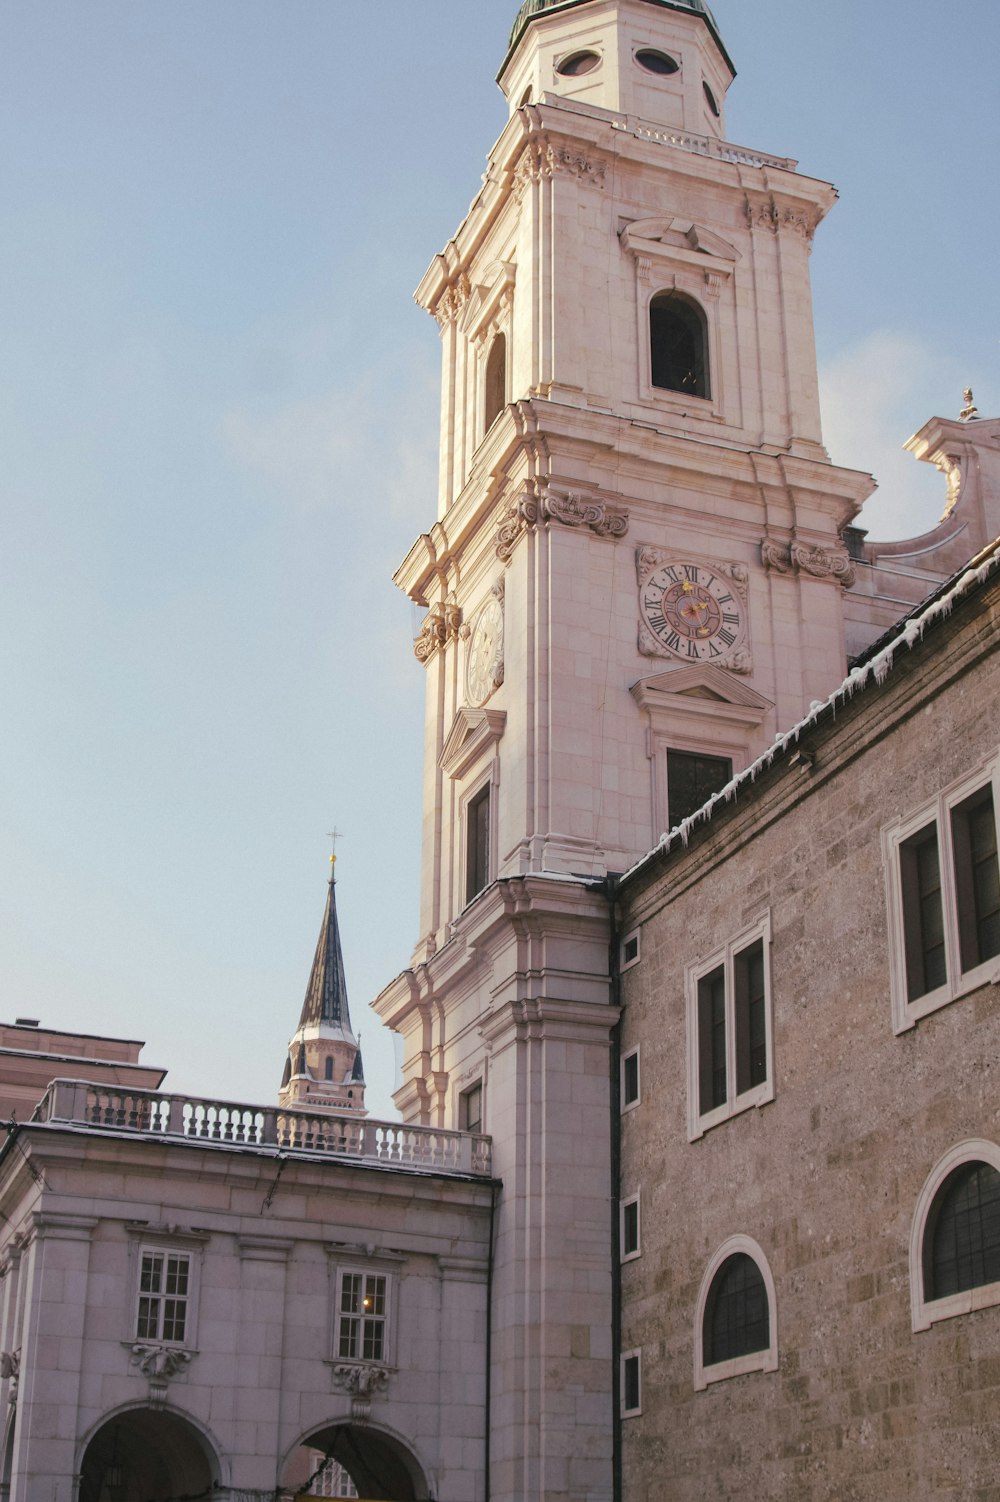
[900,824,947,999]
[667,749,732,828]
[928,1162,1000,1300]
[703,80,720,117]
[636,48,679,75]
[557,50,601,77]
[325,1056,334,1082]
[697,965,727,1115]
[460,1083,483,1134]
[735,939,767,1095]
[650,294,710,398]
[466,784,491,904]
[622,933,639,966]
[622,1199,640,1258]
[484,333,507,434]
[622,1353,641,1413]
[951,786,1000,974]
[622,1049,640,1108]
[704,1253,769,1365]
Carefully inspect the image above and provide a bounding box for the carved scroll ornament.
[513,138,607,201]
[496,486,628,563]
[333,1362,391,1420]
[414,603,463,663]
[131,1343,192,1404]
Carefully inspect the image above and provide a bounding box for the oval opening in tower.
[636,48,679,76]
[557,50,601,77]
[703,80,721,117]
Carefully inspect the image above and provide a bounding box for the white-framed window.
[620,927,641,971]
[694,1235,778,1391]
[883,754,1000,1033]
[686,914,773,1141]
[621,1193,641,1262]
[910,1140,1000,1332]
[621,1046,641,1113]
[459,1080,483,1134]
[621,1348,642,1417]
[335,1268,391,1364]
[134,1246,195,1346]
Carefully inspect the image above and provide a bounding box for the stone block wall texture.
[618,584,1000,1501]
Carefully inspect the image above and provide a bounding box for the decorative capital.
[497,483,628,562]
[512,137,606,200]
[761,537,856,588]
[0,1349,20,1408]
[414,603,463,663]
[432,272,472,328]
[744,193,818,241]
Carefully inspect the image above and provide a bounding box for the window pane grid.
[136,1251,190,1344]
[338,1273,387,1364]
[705,1253,769,1365]
[931,1163,1000,1300]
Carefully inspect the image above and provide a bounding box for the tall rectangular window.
[466,783,491,904]
[459,1082,483,1133]
[688,918,773,1140]
[885,759,1000,1031]
[136,1251,190,1344]
[621,1193,641,1261]
[621,1350,642,1416]
[338,1272,388,1363]
[621,1047,640,1112]
[667,750,732,829]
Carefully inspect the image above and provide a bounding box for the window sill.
[690,1081,773,1142]
[913,1278,1000,1333]
[695,1346,777,1391]
[894,957,1000,1034]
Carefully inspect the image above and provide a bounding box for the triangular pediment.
[440,706,507,779]
[620,217,740,265]
[631,665,772,709]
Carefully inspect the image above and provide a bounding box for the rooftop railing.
[612,116,797,173]
[31,1079,492,1178]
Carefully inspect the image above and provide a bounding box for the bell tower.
[378,3,873,1499]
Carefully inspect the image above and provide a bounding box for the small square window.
[621,1349,642,1416]
[884,756,1000,1032]
[621,1047,640,1112]
[687,916,773,1140]
[621,1194,641,1261]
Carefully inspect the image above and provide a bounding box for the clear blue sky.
[1,0,997,1118]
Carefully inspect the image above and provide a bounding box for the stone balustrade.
[32,1079,492,1178]
[614,116,797,172]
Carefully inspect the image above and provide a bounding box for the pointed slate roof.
[297,873,355,1038]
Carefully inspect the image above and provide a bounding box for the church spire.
[297,864,354,1036]
[277,854,367,1117]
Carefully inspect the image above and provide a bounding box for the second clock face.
[467,598,504,706]
[639,559,747,662]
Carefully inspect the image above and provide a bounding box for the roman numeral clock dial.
[636,553,750,670]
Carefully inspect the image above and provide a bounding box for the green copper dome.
[508,0,725,51]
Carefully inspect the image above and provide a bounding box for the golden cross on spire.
[327,827,343,871]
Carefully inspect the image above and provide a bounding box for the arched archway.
[281,1421,431,1501]
[78,1407,219,1502]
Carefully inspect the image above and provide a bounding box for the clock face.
[639,559,747,662]
[467,598,504,706]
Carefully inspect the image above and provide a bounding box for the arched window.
[484,333,507,433]
[650,293,709,399]
[695,1236,777,1389]
[912,1143,1000,1329]
[325,1056,334,1082]
[705,1253,768,1364]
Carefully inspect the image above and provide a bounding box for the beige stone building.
[2,1,999,1498]
[615,542,1000,1498]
